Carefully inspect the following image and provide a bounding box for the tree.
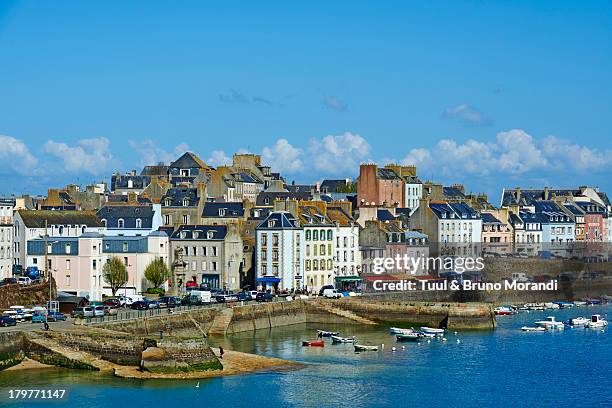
[102,257,128,296]
[144,258,169,289]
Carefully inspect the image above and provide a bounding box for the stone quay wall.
[0,332,26,370]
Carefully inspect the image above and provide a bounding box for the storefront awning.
[334,276,362,282]
[257,277,281,283]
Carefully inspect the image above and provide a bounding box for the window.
[183,198,190,207]
[272,234,279,246]
[261,234,267,246]
[66,275,71,286]
[118,219,124,228]
[313,230,318,240]
[180,169,190,177]
[320,245,325,256]
[66,259,71,270]
[211,261,217,271]
[165,198,172,207]
[101,219,107,227]
[327,259,332,270]
[320,229,325,240]
[183,215,189,224]
[313,260,318,270]
[306,245,310,256]
[212,247,218,257]
[136,218,142,228]
[123,257,128,265]
[93,260,97,270]
[65,243,71,254]
[47,244,52,254]
[59,226,64,235]
[164,214,171,225]
[123,242,128,252]
[327,230,332,241]
[192,261,197,271]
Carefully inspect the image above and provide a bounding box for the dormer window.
[101,219,107,227]
[268,220,276,228]
[207,231,214,239]
[165,198,172,206]
[219,208,226,216]
[264,198,270,205]
[181,231,187,239]
[181,169,190,177]
[183,198,189,207]
[135,218,142,228]
[118,218,125,228]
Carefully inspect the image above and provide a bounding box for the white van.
[322,288,342,299]
[189,290,212,304]
[17,277,32,285]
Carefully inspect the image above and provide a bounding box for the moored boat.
[535,316,565,330]
[521,326,546,332]
[354,344,378,351]
[525,303,546,311]
[552,301,573,308]
[585,314,608,328]
[420,326,445,335]
[317,330,339,337]
[572,301,587,307]
[494,306,514,315]
[331,335,356,343]
[545,302,560,310]
[565,317,589,327]
[389,327,414,335]
[302,340,325,347]
[396,332,422,342]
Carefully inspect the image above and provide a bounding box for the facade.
[533,201,575,246]
[14,210,105,271]
[509,212,543,255]
[481,212,512,254]
[327,204,361,280]
[255,211,303,292]
[97,203,163,236]
[169,224,243,292]
[299,204,335,293]
[201,202,246,226]
[357,164,405,208]
[576,201,605,242]
[160,184,206,228]
[0,198,15,278]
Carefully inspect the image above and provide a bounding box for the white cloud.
[400,129,611,178]
[44,137,113,175]
[309,132,370,174]
[207,150,231,167]
[262,139,304,173]
[322,96,348,112]
[442,103,490,126]
[0,135,38,175]
[128,140,189,167]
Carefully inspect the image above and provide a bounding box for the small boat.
[420,326,445,335]
[418,331,437,338]
[535,316,565,330]
[389,327,414,335]
[525,303,546,311]
[494,306,514,315]
[521,326,546,332]
[396,332,422,342]
[586,299,602,305]
[331,335,356,343]
[354,344,378,352]
[552,301,573,308]
[573,301,587,307]
[565,317,589,327]
[544,302,560,310]
[302,340,325,347]
[317,330,339,337]
[585,314,608,328]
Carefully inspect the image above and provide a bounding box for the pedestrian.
[219,346,224,359]
[43,321,49,331]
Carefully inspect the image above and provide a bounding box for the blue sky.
[0,1,611,202]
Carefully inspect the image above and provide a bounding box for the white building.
[0,198,15,278]
[327,206,361,279]
[255,211,303,292]
[428,202,482,256]
[405,177,423,215]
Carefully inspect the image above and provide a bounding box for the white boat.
[331,335,356,343]
[521,326,546,332]
[567,317,589,327]
[525,303,546,311]
[354,344,378,351]
[585,314,608,328]
[494,306,514,315]
[573,301,587,307]
[420,327,445,335]
[544,302,560,310]
[535,316,565,330]
[389,327,414,335]
[419,331,437,338]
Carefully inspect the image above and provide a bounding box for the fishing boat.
[302,340,325,347]
[317,330,339,337]
[354,344,378,351]
[331,335,356,343]
[585,314,608,328]
[494,306,514,315]
[535,316,565,330]
[420,327,445,335]
[565,317,589,327]
[389,327,414,335]
[521,326,546,332]
[396,332,422,342]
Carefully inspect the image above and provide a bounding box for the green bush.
[144,287,165,295]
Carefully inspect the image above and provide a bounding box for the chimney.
[131,169,137,176]
[543,186,549,200]
[515,187,521,201]
[127,191,137,204]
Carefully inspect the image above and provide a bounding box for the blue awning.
[257,277,281,283]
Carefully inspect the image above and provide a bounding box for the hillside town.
[1,151,610,301]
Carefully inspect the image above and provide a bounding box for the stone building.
[160,183,207,228]
[357,164,405,208]
[0,198,15,278]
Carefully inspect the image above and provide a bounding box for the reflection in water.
[0,306,610,408]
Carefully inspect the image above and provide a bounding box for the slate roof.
[326,206,354,226]
[429,202,480,220]
[501,188,581,207]
[170,225,227,241]
[233,172,263,184]
[96,205,154,229]
[111,174,151,191]
[103,236,149,253]
[533,201,573,223]
[0,197,16,206]
[169,152,208,169]
[256,191,312,206]
[256,211,300,230]
[377,209,396,222]
[481,213,502,224]
[575,201,606,214]
[202,202,244,218]
[563,202,584,216]
[443,186,466,200]
[286,184,316,193]
[18,210,103,228]
[298,205,332,226]
[161,188,199,207]
[106,194,152,204]
[140,165,169,176]
[376,168,401,180]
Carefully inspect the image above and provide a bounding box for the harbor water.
[1,305,610,407]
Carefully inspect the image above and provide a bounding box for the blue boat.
[552,301,574,308]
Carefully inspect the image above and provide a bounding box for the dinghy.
[317,330,339,337]
[331,335,356,343]
[396,332,422,342]
[389,327,414,335]
[354,344,378,351]
[420,326,445,335]
[521,326,546,332]
[302,340,325,347]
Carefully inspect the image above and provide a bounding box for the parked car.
[130,301,149,310]
[93,306,105,317]
[0,316,17,327]
[236,291,252,301]
[31,313,47,323]
[103,298,122,308]
[1,278,17,286]
[46,311,67,322]
[249,290,259,300]
[322,288,342,299]
[17,277,32,285]
[256,292,274,302]
[116,296,132,306]
[158,296,178,308]
[104,306,118,315]
[71,307,94,318]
